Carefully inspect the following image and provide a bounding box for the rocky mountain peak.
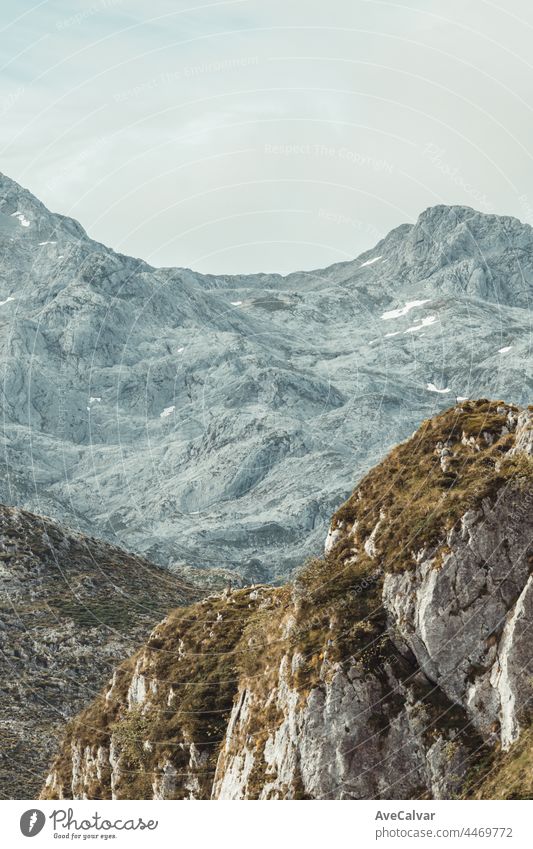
[418,202,478,224]
[0,174,530,580]
[412,203,532,244]
[0,171,87,243]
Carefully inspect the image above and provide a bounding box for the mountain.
[0,504,200,799]
[41,400,533,800]
[1,172,531,580]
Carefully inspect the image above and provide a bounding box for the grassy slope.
[0,504,201,798]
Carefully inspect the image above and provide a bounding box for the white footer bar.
[3,799,530,848]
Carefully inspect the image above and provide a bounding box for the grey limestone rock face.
[0,173,531,580]
[212,656,471,801]
[382,490,533,748]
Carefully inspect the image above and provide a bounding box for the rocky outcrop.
[41,587,273,800]
[382,492,531,750]
[40,401,533,800]
[0,505,200,799]
[212,651,477,800]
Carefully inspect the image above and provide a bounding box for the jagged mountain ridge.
[41,401,533,800]
[0,504,201,799]
[0,172,531,578]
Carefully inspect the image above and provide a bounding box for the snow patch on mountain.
[359,254,383,268]
[427,383,451,394]
[11,211,30,227]
[404,315,437,333]
[160,405,176,418]
[381,299,431,320]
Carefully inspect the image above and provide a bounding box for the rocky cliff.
[0,505,200,799]
[41,400,533,800]
[1,171,532,580]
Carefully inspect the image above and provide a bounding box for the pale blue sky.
[2,0,533,273]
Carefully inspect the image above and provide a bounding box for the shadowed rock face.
[41,402,533,800]
[0,505,200,799]
[1,173,531,580]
